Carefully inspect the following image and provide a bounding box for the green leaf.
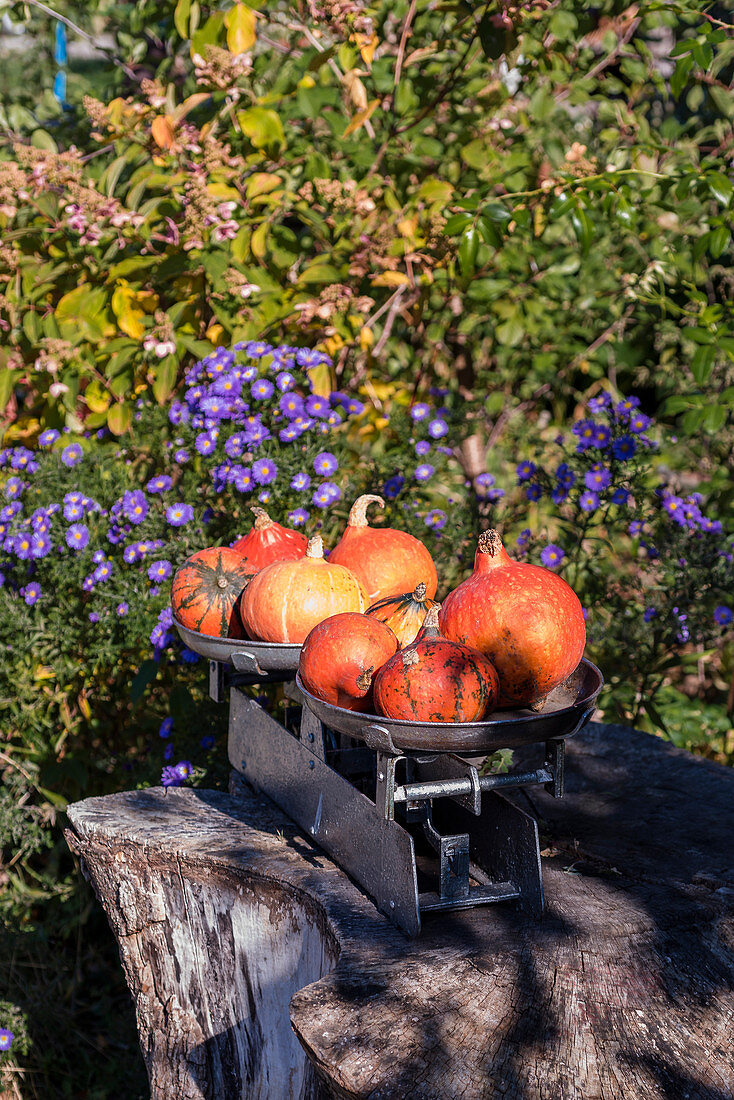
[571,208,593,253]
[444,213,473,235]
[237,106,284,152]
[174,0,191,38]
[708,172,733,208]
[130,660,159,704]
[709,226,730,258]
[690,345,715,385]
[482,202,512,224]
[458,226,479,279]
[152,358,178,405]
[670,54,693,99]
[225,3,256,53]
[703,405,727,432]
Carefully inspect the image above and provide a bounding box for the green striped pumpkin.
[171,547,254,638]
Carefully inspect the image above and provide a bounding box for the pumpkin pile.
[171,500,586,723]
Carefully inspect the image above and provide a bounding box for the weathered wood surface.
[65,722,734,1100]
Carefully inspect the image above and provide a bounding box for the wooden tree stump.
[65,722,734,1100]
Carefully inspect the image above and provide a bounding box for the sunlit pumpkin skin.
[171,547,254,638]
[366,582,439,648]
[299,613,398,711]
[231,507,308,571]
[373,607,499,723]
[328,495,439,603]
[439,530,586,708]
[240,535,368,644]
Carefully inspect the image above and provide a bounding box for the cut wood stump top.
[66,722,734,1100]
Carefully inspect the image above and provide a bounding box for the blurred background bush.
[0,0,732,1095]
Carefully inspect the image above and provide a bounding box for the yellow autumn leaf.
[206,323,225,345]
[342,70,368,112]
[172,93,211,125]
[251,222,268,259]
[397,215,419,239]
[111,284,147,340]
[151,115,175,149]
[225,2,256,54]
[370,271,410,287]
[352,32,378,66]
[308,361,333,398]
[246,173,282,198]
[343,98,380,138]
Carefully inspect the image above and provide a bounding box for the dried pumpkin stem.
[413,582,427,601]
[355,668,373,692]
[423,604,441,629]
[347,494,385,528]
[251,506,272,531]
[477,529,504,557]
[306,535,324,559]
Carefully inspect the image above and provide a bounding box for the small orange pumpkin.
[328,494,439,603]
[171,547,254,638]
[373,607,499,723]
[239,535,368,643]
[231,506,307,571]
[366,582,439,648]
[299,613,398,711]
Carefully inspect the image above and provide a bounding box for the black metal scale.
[179,622,603,936]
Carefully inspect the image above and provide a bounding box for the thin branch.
[371,284,407,358]
[394,0,418,89]
[569,302,636,367]
[557,17,640,100]
[22,0,138,80]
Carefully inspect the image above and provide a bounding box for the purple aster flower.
[279,426,300,442]
[163,742,174,760]
[180,646,200,663]
[629,412,652,434]
[296,347,329,368]
[257,490,272,506]
[714,606,733,626]
[5,477,24,500]
[94,560,113,582]
[201,734,216,750]
[14,533,33,559]
[252,458,277,485]
[38,429,60,447]
[516,461,536,482]
[572,420,596,450]
[174,448,190,465]
[525,483,542,501]
[63,500,84,522]
[551,487,569,504]
[383,475,405,499]
[123,543,140,564]
[88,612,100,624]
[211,373,242,398]
[175,760,194,781]
[276,371,296,392]
[540,545,565,569]
[195,431,218,457]
[587,393,612,414]
[161,765,183,787]
[148,559,173,582]
[345,398,365,416]
[168,401,190,425]
[288,508,309,526]
[10,447,34,470]
[424,509,448,530]
[82,575,95,592]
[31,532,53,558]
[122,490,148,525]
[663,495,685,524]
[224,433,246,458]
[146,475,173,494]
[243,418,270,446]
[305,395,330,418]
[232,468,254,493]
[589,424,612,449]
[313,452,338,476]
[611,488,629,505]
[251,378,275,401]
[246,341,273,359]
[117,602,129,616]
[612,435,637,461]
[410,402,431,422]
[166,503,194,526]
[428,418,448,439]
[555,463,576,489]
[614,396,640,420]
[239,364,259,382]
[415,440,431,457]
[415,464,435,482]
[643,607,657,622]
[312,483,341,508]
[0,1030,14,1052]
[279,393,304,421]
[61,443,83,467]
[1,502,22,520]
[579,490,599,512]
[201,395,229,420]
[516,528,532,548]
[584,465,612,491]
[628,520,644,536]
[159,716,174,738]
[21,581,41,606]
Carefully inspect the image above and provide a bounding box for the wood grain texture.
[66,723,734,1100]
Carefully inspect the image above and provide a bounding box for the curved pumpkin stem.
[476,529,513,570]
[250,506,273,531]
[418,604,442,639]
[355,667,373,692]
[305,534,325,559]
[413,582,427,601]
[347,494,385,528]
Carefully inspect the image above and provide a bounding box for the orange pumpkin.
[171,547,254,638]
[299,613,398,711]
[328,494,438,603]
[231,506,307,571]
[239,535,368,643]
[373,607,499,723]
[366,582,438,648]
[439,529,586,708]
